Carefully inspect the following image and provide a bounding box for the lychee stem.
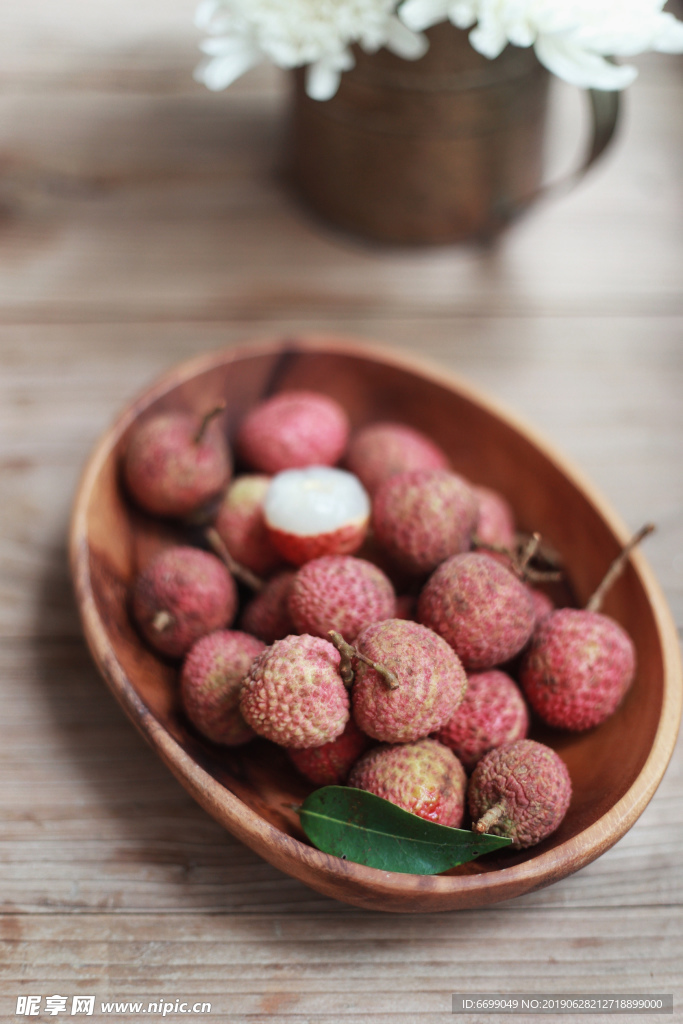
[328,631,400,691]
[152,610,173,633]
[205,527,264,593]
[194,404,226,445]
[471,532,562,583]
[474,803,506,835]
[585,523,655,613]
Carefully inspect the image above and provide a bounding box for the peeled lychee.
[372,469,479,575]
[287,719,371,786]
[240,634,350,748]
[180,630,265,745]
[349,738,467,827]
[236,390,349,474]
[434,670,529,771]
[123,408,231,519]
[418,552,535,669]
[288,555,396,642]
[213,474,282,577]
[346,421,449,495]
[468,739,572,849]
[519,608,636,731]
[240,571,297,644]
[473,485,516,551]
[132,546,237,658]
[348,619,467,743]
[264,466,370,565]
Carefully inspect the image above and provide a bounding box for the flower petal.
[194,46,260,91]
[534,36,638,90]
[399,0,451,32]
[386,17,430,60]
[306,53,354,101]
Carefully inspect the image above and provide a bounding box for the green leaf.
[298,786,512,875]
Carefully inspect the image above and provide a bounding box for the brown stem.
[194,404,225,445]
[328,631,399,691]
[585,523,655,613]
[471,534,514,558]
[518,532,541,574]
[472,532,562,584]
[205,527,264,593]
[474,803,506,835]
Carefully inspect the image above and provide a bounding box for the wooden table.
[1,4,682,1021]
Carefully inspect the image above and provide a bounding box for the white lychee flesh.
[264,467,370,537]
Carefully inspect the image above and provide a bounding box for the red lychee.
[236,390,349,474]
[347,618,467,743]
[240,571,297,644]
[287,719,371,786]
[468,739,572,849]
[264,466,370,565]
[434,669,529,772]
[123,408,231,519]
[132,546,237,658]
[527,586,555,624]
[418,552,535,669]
[473,485,516,551]
[348,738,467,827]
[213,474,282,577]
[288,555,396,642]
[372,469,479,575]
[345,421,449,495]
[180,630,265,745]
[239,634,349,748]
[519,608,636,731]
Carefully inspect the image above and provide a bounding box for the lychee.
[518,525,652,731]
[236,390,350,474]
[468,739,572,849]
[372,469,479,575]
[519,608,635,730]
[473,485,516,551]
[418,552,535,669]
[180,630,265,745]
[240,570,297,644]
[527,586,554,624]
[123,407,231,519]
[132,546,237,658]
[287,719,371,786]
[264,466,370,565]
[239,634,349,748]
[348,738,467,827]
[345,421,449,495]
[288,555,396,642]
[434,670,529,772]
[343,618,467,743]
[213,474,282,577]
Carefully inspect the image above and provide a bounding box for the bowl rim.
[69,334,683,909]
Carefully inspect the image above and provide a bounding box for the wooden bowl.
[69,337,682,913]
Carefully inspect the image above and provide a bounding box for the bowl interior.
[74,340,678,910]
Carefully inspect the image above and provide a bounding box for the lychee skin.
[418,552,535,670]
[132,546,237,658]
[287,719,371,786]
[214,475,282,576]
[434,670,529,772]
[180,630,265,745]
[346,422,449,495]
[124,412,231,519]
[236,391,350,474]
[288,555,396,642]
[240,571,297,644]
[349,738,467,827]
[468,739,572,849]
[473,486,516,551]
[519,608,636,731]
[372,469,479,575]
[352,619,467,744]
[240,634,350,748]
[527,587,555,624]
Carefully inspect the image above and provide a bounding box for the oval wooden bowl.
[70,337,682,913]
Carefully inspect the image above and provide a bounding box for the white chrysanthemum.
[195,0,428,101]
[399,0,683,89]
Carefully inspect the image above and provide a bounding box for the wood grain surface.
[1,2,682,1020]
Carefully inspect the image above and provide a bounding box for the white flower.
[399,0,683,89]
[195,0,428,101]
